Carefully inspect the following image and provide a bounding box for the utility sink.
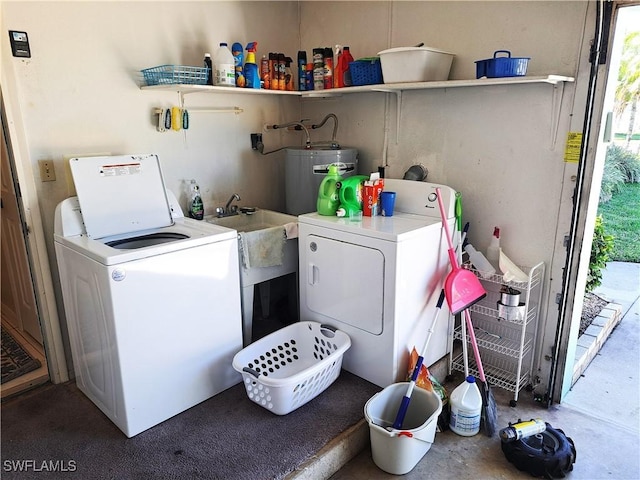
[206,209,297,233]
[205,209,299,347]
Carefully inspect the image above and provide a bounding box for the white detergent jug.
[449,375,482,436]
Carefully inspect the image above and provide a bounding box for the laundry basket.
[232,321,351,415]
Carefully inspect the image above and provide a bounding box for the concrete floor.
[329,262,640,480]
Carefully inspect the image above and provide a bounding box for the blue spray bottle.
[243,42,261,89]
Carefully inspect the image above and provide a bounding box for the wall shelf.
[140,75,575,97]
[141,75,574,142]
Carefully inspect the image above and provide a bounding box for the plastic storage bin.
[365,382,442,475]
[349,58,383,86]
[141,65,209,86]
[232,321,351,415]
[378,46,454,83]
[475,51,530,79]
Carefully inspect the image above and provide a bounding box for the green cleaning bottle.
[317,164,342,215]
[189,179,204,220]
[336,175,368,217]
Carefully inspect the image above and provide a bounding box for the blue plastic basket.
[349,58,383,86]
[142,65,209,86]
[475,51,529,79]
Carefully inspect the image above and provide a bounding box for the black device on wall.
[9,30,30,58]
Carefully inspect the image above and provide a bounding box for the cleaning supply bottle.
[341,46,354,86]
[323,47,333,89]
[232,42,245,87]
[297,50,307,91]
[268,53,277,90]
[487,226,501,270]
[284,56,294,91]
[305,62,314,90]
[260,54,270,89]
[243,42,260,89]
[333,45,343,88]
[277,53,286,90]
[336,175,368,217]
[464,242,496,278]
[204,53,213,85]
[213,42,235,87]
[313,48,325,90]
[317,164,342,216]
[189,179,204,220]
[449,375,482,437]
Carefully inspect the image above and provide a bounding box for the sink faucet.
[216,193,241,217]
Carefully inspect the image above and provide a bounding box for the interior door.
[1,115,42,344]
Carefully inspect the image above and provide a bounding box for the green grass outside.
[597,182,640,262]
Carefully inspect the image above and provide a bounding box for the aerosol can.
[500,418,547,442]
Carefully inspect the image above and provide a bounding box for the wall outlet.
[38,160,56,182]
[251,133,262,150]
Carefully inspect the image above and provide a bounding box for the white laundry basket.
[365,382,442,475]
[232,321,351,415]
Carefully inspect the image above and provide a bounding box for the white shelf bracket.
[395,90,403,144]
[550,81,566,150]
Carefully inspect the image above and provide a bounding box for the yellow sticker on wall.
[564,132,582,163]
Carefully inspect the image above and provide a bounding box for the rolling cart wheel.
[502,422,576,478]
[509,399,517,407]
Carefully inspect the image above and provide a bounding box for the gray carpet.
[1,371,379,480]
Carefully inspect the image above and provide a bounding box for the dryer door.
[304,234,383,334]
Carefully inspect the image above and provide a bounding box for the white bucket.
[364,382,442,475]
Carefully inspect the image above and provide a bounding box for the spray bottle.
[487,226,501,270]
[243,42,260,89]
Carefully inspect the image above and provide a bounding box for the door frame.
[1,86,68,384]
[550,0,638,404]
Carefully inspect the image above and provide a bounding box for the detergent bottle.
[213,42,235,87]
[336,175,368,217]
[243,42,261,89]
[317,164,342,216]
[232,42,245,87]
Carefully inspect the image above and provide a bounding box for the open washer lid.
[69,154,174,239]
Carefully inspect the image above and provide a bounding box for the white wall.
[1,1,594,390]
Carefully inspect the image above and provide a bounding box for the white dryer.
[298,179,456,388]
[54,154,243,437]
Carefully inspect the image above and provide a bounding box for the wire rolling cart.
[449,261,545,406]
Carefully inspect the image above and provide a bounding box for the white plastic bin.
[378,46,454,83]
[364,382,442,475]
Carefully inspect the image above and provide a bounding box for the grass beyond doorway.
[597,182,640,262]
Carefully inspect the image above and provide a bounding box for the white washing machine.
[54,154,243,437]
[298,179,456,388]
